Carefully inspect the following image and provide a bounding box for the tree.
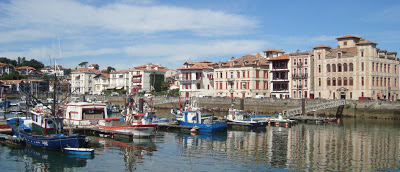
[0,71,27,80]
[78,61,88,68]
[149,73,165,92]
[19,59,44,69]
[161,81,169,91]
[106,66,116,74]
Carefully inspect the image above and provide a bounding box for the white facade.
[70,69,99,94]
[109,70,130,91]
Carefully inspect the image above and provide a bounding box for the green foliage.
[345,104,351,109]
[0,57,17,67]
[149,74,165,92]
[18,59,44,69]
[0,71,27,80]
[106,66,116,74]
[168,88,180,96]
[78,61,88,68]
[160,81,169,92]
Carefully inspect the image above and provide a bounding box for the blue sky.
[0,0,399,70]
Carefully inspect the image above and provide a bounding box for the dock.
[290,116,339,124]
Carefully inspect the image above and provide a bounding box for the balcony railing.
[132,79,141,83]
[271,78,289,81]
[272,66,288,70]
[292,74,308,79]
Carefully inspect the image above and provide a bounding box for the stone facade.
[213,54,269,98]
[313,35,399,100]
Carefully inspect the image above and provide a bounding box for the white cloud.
[0,0,257,36]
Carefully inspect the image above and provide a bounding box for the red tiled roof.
[177,61,215,70]
[313,45,332,49]
[134,63,169,72]
[326,47,358,57]
[268,54,290,61]
[0,63,8,67]
[0,80,23,85]
[336,35,360,40]
[216,54,269,68]
[110,70,130,74]
[356,38,377,45]
[15,66,36,70]
[71,68,101,73]
[263,48,285,53]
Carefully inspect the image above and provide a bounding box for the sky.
[0,0,399,71]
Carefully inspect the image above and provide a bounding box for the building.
[177,61,215,97]
[313,35,399,100]
[0,63,10,75]
[290,51,314,99]
[266,49,290,99]
[88,64,99,70]
[129,63,168,94]
[40,65,69,77]
[213,54,269,98]
[109,70,130,91]
[93,73,110,95]
[70,68,101,94]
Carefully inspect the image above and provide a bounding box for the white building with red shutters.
[177,61,215,97]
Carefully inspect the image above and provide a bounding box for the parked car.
[144,93,153,98]
[255,95,266,99]
[111,92,119,96]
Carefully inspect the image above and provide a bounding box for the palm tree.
[106,66,116,73]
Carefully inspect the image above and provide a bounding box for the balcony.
[271,66,289,71]
[271,89,289,93]
[271,78,289,82]
[132,79,142,83]
[292,73,308,79]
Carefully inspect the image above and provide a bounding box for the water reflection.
[3,145,88,171]
[95,137,156,171]
[177,119,400,171]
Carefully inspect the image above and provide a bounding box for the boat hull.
[99,125,156,138]
[227,119,267,128]
[177,121,227,132]
[7,118,87,149]
[63,148,94,155]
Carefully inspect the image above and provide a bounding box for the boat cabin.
[31,110,63,135]
[65,102,108,126]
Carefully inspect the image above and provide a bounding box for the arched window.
[343,77,348,86]
[337,63,342,72]
[327,64,331,72]
[343,63,348,72]
[327,78,331,86]
[338,77,342,86]
[349,77,353,86]
[349,63,354,71]
[332,77,336,86]
[332,64,336,72]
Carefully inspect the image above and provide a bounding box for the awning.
[377,93,382,98]
[116,86,124,90]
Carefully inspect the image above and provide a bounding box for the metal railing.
[283,99,346,117]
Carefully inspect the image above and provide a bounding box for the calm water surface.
[0,118,399,171]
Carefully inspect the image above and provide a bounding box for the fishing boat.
[226,108,269,128]
[98,97,157,138]
[172,100,227,133]
[64,102,108,126]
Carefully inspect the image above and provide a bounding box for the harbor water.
[0,118,399,171]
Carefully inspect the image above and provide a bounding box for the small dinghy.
[63,148,94,155]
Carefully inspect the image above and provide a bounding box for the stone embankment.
[86,95,400,120]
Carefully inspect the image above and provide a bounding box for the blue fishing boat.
[173,101,227,133]
[7,106,88,150]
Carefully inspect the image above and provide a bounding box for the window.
[319,65,321,73]
[380,77,382,86]
[349,77,353,86]
[388,78,391,87]
[299,59,302,66]
[344,77,348,86]
[255,70,259,78]
[384,78,386,86]
[344,41,347,45]
[380,63,382,72]
[372,63,374,71]
[332,78,336,86]
[242,82,246,89]
[388,65,390,73]
[327,78,331,86]
[294,69,297,75]
[343,63,348,72]
[318,54,321,60]
[349,63,354,71]
[230,72,234,78]
[305,68,308,75]
[293,59,297,65]
[220,72,222,78]
[350,92,352,99]
[319,92,321,97]
[372,77,375,86]
[305,59,308,65]
[197,83,200,89]
[384,64,386,73]
[376,63,378,71]
[242,71,245,78]
[338,63,342,72]
[293,91,296,98]
[299,91,302,98]
[361,77,364,86]
[327,64,331,72]
[361,62,364,71]
[237,72,240,78]
[305,79,308,87]
[361,50,364,57]
[319,78,321,86]
[361,92,364,97]
[338,77,342,86]
[332,64,336,72]
[338,53,341,58]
